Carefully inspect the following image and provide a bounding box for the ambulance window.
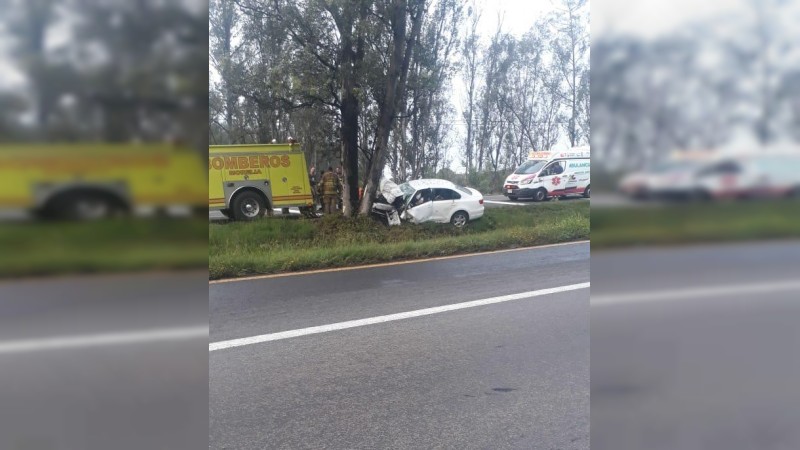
[701,161,741,175]
[542,161,565,176]
[515,160,547,175]
[718,162,741,173]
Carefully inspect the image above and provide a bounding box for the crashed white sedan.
[374,178,484,227]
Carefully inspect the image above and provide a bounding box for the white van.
[503,147,591,201]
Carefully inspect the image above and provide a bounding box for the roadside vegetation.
[0,219,208,278]
[592,200,800,248]
[209,202,589,279]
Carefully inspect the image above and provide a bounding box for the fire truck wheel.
[48,190,126,221]
[231,191,266,221]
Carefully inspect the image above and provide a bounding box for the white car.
[397,179,484,227]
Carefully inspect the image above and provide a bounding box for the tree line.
[210,0,589,214]
[592,0,799,172]
[0,0,208,150]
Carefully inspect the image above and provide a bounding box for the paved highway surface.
[592,240,800,450]
[0,272,209,450]
[210,242,590,449]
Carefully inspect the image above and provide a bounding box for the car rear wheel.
[533,188,548,202]
[450,211,469,228]
[583,185,591,198]
[231,190,266,221]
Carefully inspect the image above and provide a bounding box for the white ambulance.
[692,148,800,200]
[503,146,591,202]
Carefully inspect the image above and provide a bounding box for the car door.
[431,188,460,222]
[539,161,567,195]
[404,188,434,223]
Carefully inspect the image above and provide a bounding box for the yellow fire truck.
[208,143,314,220]
[0,143,207,220]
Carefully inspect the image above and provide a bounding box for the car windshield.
[398,182,416,202]
[455,185,472,195]
[514,159,547,175]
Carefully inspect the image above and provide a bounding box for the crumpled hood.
[379,177,404,203]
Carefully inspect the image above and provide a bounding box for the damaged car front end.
[370,178,484,228]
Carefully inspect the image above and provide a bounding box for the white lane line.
[0,325,208,355]
[484,200,527,206]
[592,279,800,306]
[210,282,590,352]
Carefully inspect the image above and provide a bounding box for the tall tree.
[210,0,240,143]
[550,0,589,147]
[460,1,481,176]
[359,0,427,214]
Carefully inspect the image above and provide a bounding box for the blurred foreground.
[592,0,800,448]
[0,271,209,450]
[592,241,800,450]
[0,0,208,448]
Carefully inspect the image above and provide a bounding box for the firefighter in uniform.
[319,166,340,215]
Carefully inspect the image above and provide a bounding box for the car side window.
[432,188,460,201]
[410,188,432,207]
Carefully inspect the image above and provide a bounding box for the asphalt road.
[0,271,209,450]
[591,240,800,450]
[210,242,590,449]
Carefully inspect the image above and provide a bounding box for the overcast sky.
[593,0,748,39]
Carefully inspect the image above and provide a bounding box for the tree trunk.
[340,79,360,216]
[358,0,425,215]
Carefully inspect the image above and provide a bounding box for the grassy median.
[209,202,589,279]
[592,199,800,248]
[0,218,208,278]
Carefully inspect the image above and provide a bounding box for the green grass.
[209,202,589,279]
[0,218,208,278]
[592,199,800,248]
